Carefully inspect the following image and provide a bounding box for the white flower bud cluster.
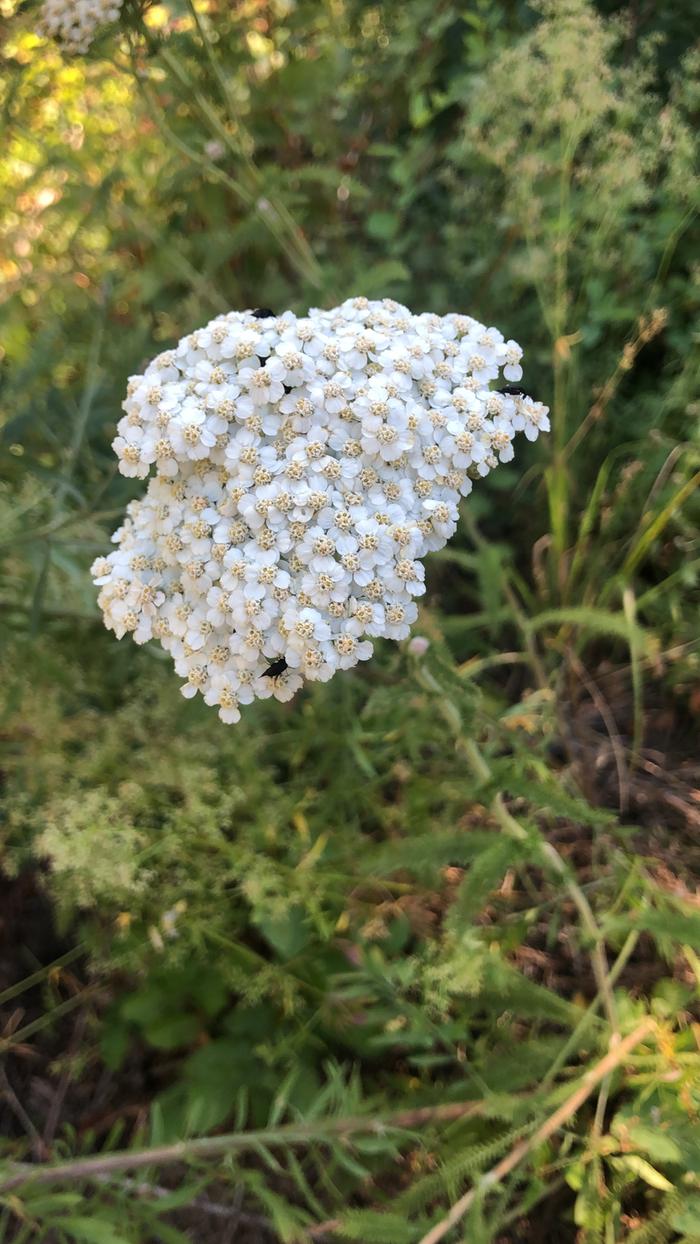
[92,298,549,723]
[37,0,123,53]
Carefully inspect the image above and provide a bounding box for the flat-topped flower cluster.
[92,298,549,722]
[38,0,123,52]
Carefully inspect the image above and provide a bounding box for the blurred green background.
[1,1,699,1241]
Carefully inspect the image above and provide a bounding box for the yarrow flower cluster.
[37,0,123,53]
[92,298,549,723]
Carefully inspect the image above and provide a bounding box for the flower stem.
[0,1097,499,1193]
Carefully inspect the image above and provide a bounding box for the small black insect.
[496,385,525,398]
[263,657,288,678]
[252,309,276,366]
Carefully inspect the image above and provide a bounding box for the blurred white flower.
[92,298,548,723]
[407,635,430,657]
[37,0,123,52]
[204,140,226,162]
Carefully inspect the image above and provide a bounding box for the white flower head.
[93,299,548,722]
[37,0,123,52]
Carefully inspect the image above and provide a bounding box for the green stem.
[540,930,638,1094]
[0,1098,493,1194]
[133,14,323,289]
[0,946,85,1009]
[0,993,94,1052]
[548,139,574,574]
[133,65,322,288]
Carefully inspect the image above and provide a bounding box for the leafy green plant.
[1,0,699,1240]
